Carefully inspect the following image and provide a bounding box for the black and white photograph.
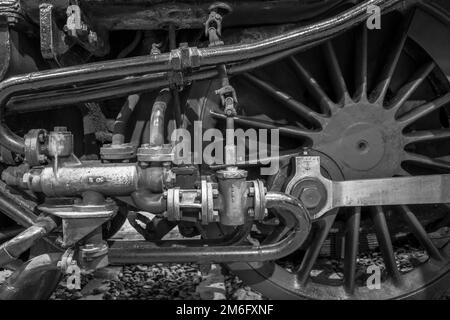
[0,0,449,308]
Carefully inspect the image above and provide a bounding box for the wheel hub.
[314,103,403,179]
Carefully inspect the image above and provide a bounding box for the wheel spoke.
[397,93,450,126]
[369,206,402,285]
[403,129,450,145]
[397,205,444,261]
[344,207,361,294]
[403,152,450,172]
[289,56,337,114]
[323,41,351,105]
[242,73,327,128]
[354,24,368,101]
[296,214,336,286]
[371,15,412,103]
[389,62,435,113]
[210,111,319,140]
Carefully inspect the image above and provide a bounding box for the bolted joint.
[170,43,201,71]
[299,187,323,210]
[291,178,328,215]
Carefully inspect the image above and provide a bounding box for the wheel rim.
[192,6,450,299]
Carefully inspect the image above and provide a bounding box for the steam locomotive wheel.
[193,8,450,299]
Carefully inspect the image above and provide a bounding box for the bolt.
[212,189,219,198]
[212,210,220,222]
[299,187,322,209]
[248,187,255,196]
[248,208,255,217]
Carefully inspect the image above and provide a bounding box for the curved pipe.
[131,189,167,214]
[198,0,405,67]
[149,89,171,147]
[112,94,141,145]
[109,192,312,263]
[0,0,406,153]
[0,253,63,300]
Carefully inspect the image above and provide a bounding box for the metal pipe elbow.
[149,89,171,147]
[131,189,167,214]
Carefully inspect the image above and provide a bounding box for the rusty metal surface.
[22,0,346,30]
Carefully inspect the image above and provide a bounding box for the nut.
[299,187,322,209]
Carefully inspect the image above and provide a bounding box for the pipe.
[0,226,24,242]
[112,94,141,145]
[0,216,57,268]
[13,162,164,197]
[149,89,171,147]
[0,0,406,153]
[108,192,311,264]
[0,180,38,227]
[168,24,182,127]
[197,0,405,67]
[131,189,167,214]
[0,253,63,300]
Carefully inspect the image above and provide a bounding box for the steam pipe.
[131,189,167,214]
[149,89,171,147]
[6,163,164,197]
[0,0,406,153]
[112,94,141,145]
[197,0,404,67]
[108,192,311,263]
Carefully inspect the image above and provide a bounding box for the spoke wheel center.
[337,121,385,171]
[315,104,402,179]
